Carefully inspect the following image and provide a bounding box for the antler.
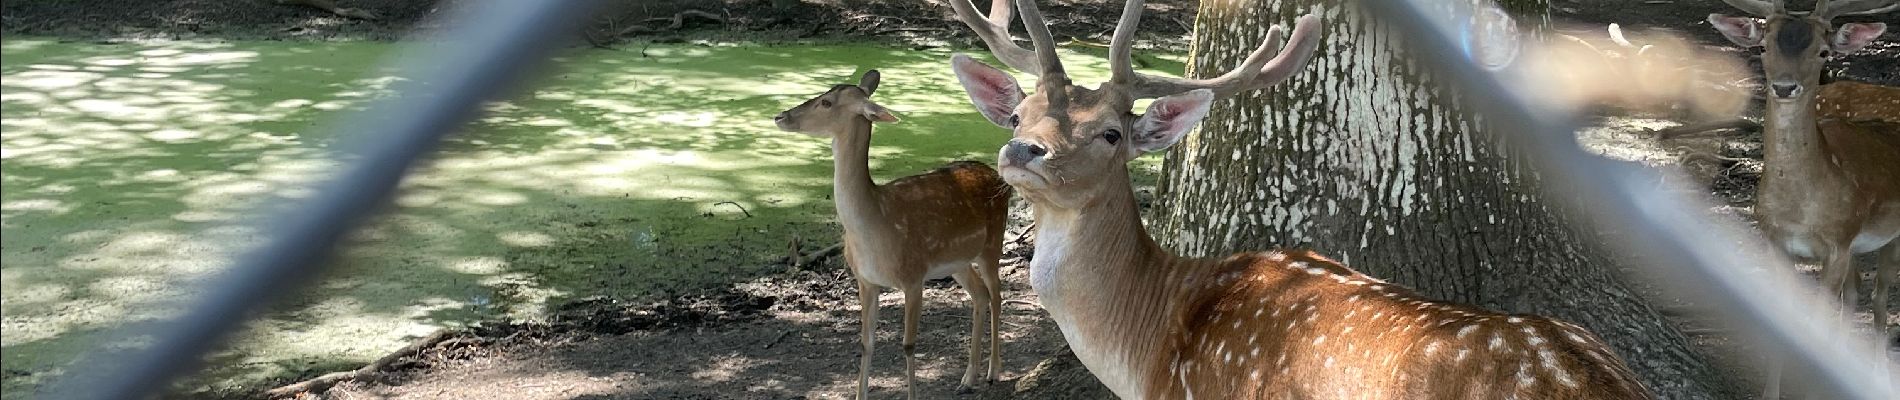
[948,0,1046,75]
[1105,0,1322,100]
[1127,14,1322,100]
[1013,0,1067,78]
[1816,0,1900,19]
[1719,0,1784,16]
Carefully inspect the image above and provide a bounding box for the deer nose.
[1003,140,1047,165]
[1769,83,1801,99]
[773,112,788,122]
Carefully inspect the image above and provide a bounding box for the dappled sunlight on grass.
[0,39,1183,397]
[1,38,396,396]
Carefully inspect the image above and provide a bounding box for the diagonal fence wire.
[33,0,1893,399]
[1361,0,1896,399]
[44,1,599,399]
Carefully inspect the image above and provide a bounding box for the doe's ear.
[859,102,899,123]
[860,69,882,96]
[1708,14,1764,48]
[1832,23,1886,54]
[951,53,1025,128]
[1130,89,1214,155]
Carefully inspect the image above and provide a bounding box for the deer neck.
[830,119,883,231]
[1029,167,1187,398]
[1760,96,1834,191]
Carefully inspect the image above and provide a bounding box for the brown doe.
[947,0,1656,398]
[1709,0,1900,397]
[773,70,1012,398]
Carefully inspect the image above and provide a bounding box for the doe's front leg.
[901,285,924,400]
[856,280,880,400]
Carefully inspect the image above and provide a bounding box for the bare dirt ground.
[5,0,1897,399]
[318,220,1115,399]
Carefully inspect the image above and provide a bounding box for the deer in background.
[1709,0,1900,397]
[773,70,1010,398]
[947,0,1654,398]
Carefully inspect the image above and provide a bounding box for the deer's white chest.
[1028,231,1070,297]
[1027,230,1145,399]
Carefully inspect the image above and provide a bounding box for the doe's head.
[1708,0,1891,101]
[947,0,1320,209]
[774,69,899,136]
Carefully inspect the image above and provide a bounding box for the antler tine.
[1014,0,1066,77]
[948,0,1041,74]
[1107,0,1146,86]
[1718,0,1783,16]
[1124,13,1322,100]
[1817,0,1900,19]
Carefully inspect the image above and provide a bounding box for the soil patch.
[314,214,1117,400]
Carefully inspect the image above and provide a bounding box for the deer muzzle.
[1001,139,1047,166]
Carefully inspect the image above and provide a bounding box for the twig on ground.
[713,201,752,218]
[1653,118,1760,139]
[763,330,792,349]
[263,329,456,398]
[1675,146,1753,163]
[1003,299,1042,309]
[872,27,945,35]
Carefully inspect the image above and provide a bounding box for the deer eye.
[1102,129,1122,145]
[820,99,833,108]
[1008,114,1021,128]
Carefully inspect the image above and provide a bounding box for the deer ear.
[1131,89,1213,155]
[1708,14,1764,48]
[860,69,882,96]
[1832,23,1886,54]
[951,54,1025,128]
[859,102,899,123]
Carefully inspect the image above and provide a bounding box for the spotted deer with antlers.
[947,0,1655,398]
[1708,0,1900,397]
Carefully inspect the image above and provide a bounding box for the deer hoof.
[956,384,976,395]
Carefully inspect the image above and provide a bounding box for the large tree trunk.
[1155,0,1736,397]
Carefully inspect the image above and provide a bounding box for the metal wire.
[36,0,1892,398]
[43,1,598,399]
[1362,0,1895,398]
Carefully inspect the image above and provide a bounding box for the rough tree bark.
[1154,0,1736,397]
